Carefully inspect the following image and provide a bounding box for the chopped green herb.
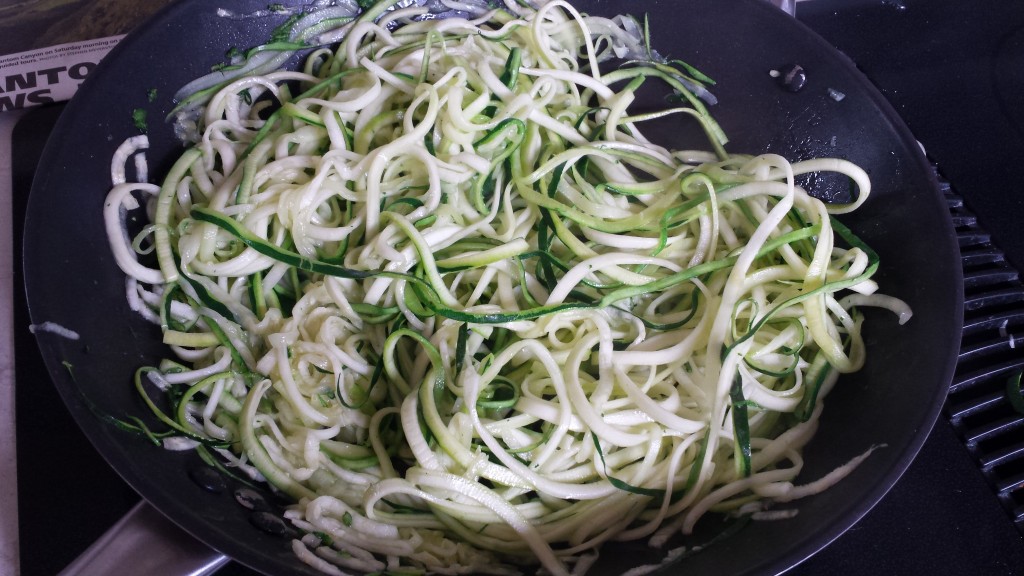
[132,108,148,132]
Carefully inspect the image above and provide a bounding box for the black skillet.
[22,0,963,574]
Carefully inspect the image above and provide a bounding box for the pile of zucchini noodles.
[104,0,912,574]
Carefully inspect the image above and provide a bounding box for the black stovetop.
[12,1,1024,574]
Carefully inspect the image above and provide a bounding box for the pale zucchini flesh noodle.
[103,1,912,575]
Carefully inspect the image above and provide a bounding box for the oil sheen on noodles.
[103,0,912,574]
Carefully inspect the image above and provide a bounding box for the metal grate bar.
[962,288,1024,311]
[995,472,1024,495]
[959,232,994,249]
[948,390,1007,420]
[961,313,1024,337]
[958,336,1022,364]
[961,416,1024,446]
[1012,505,1024,524]
[964,270,1021,290]
[960,250,1008,268]
[951,359,1024,394]
[980,441,1024,469]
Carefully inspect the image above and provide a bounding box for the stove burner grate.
[942,165,1024,532]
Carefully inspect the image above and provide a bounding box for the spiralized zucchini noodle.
[103,0,912,574]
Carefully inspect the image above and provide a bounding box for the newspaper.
[0,35,123,112]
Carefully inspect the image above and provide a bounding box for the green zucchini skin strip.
[729,373,752,478]
[189,207,843,329]
[1007,371,1024,415]
[132,367,232,448]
